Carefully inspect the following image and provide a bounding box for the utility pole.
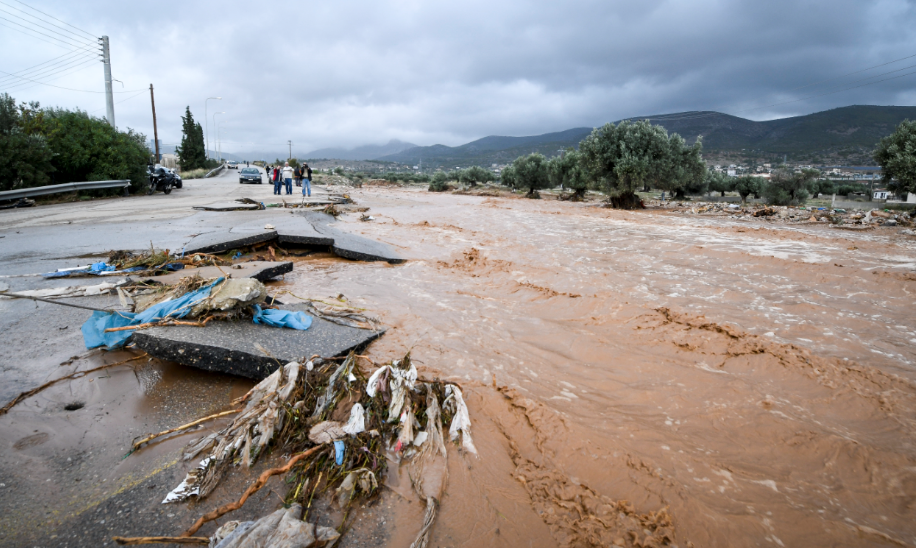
[150,84,160,163]
[288,140,292,160]
[101,36,115,128]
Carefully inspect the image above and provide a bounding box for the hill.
[378,105,916,167]
[302,139,418,161]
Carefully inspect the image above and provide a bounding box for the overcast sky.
[2,0,915,157]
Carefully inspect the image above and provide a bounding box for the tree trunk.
[526,188,541,199]
[607,192,644,209]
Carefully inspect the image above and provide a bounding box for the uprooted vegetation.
[115,351,476,547]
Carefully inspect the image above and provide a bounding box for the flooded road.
[273,187,916,547]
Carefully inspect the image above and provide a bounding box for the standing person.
[302,163,312,197]
[282,162,294,195]
[294,164,302,187]
[273,166,281,195]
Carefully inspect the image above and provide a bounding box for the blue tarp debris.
[44,262,184,278]
[252,304,313,330]
[81,278,312,350]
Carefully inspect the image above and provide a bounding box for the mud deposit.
[269,187,916,547]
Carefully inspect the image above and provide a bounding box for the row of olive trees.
[428,165,496,191]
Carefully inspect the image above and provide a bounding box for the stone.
[131,304,385,379]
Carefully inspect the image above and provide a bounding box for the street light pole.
[217,122,225,163]
[213,112,225,163]
[204,97,221,160]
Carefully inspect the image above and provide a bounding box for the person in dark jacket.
[294,165,302,187]
[273,166,282,195]
[301,162,312,197]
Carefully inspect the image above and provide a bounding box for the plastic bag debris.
[251,304,313,330]
[308,421,346,445]
[0,280,126,300]
[444,385,477,455]
[335,468,377,508]
[334,440,345,465]
[163,457,211,503]
[210,503,339,548]
[342,403,366,435]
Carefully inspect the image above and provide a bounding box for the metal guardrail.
[0,180,131,201]
[205,164,225,178]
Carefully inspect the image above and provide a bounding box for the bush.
[733,176,762,204]
[765,167,818,205]
[428,171,450,192]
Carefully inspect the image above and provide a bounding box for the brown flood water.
[273,187,916,547]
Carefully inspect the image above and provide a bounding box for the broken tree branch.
[182,445,325,537]
[130,409,241,452]
[112,536,209,545]
[0,291,122,312]
[104,316,215,333]
[0,353,148,415]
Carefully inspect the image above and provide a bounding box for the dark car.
[239,167,262,184]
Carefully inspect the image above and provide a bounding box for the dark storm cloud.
[2,0,915,156]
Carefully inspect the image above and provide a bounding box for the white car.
[227,160,239,169]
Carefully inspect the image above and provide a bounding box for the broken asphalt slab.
[139,261,292,284]
[183,211,403,263]
[132,305,384,379]
[193,202,262,211]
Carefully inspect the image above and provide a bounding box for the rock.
[191,278,266,316]
[871,210,892,218]
[885,219,898,226]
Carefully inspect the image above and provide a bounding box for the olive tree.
[507,153,549,198]
[459,165,494,187]
[580,120,686,208]
[874,119,916,195]
[548,148,589,200]
[764,167,818,205]
[705,170,733,197]
[665,134,706,198]
[733,176,761,205]
[428,171,449,192]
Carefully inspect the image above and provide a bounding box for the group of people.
[265,162,313,197]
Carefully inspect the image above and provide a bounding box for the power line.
[7,0,97,40]
[1,58,98,93]
[0,49,95,85]
[0,1,97,47]
[0,67,143,94]
[0,16,99,55]
[0,51,98,86]
[0,7,98,49]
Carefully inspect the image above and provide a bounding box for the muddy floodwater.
[271,187,915,547]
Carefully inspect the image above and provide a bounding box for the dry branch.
[182,445,325,537]
[112,536,208,545]
[131,409,240,452]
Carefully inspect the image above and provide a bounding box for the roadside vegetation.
[0,93,149,194]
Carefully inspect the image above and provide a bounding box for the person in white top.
[282,162,294,195]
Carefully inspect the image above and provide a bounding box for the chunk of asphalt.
[131,305,384,379]
[141,262,293,284]
[300,211,404,263]
[184,230,278,254]
[234,216,334,247]
[192,202,262,211]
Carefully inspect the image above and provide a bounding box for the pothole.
[64,401,85,411]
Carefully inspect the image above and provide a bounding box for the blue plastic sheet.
[43,263,179,278]
[90,262,116,272]
[334,440,345,465]
[252,305,313,330]
[81,278,224,350]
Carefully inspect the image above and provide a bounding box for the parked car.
[239,167,262,184]
[227,160,239,169]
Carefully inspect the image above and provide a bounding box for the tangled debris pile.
[116,351,476,547]
[649,200,915,228]
[82,276,313,350]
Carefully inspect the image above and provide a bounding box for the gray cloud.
[2,0,915,157]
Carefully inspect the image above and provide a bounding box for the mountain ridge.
[377,105,916,167]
